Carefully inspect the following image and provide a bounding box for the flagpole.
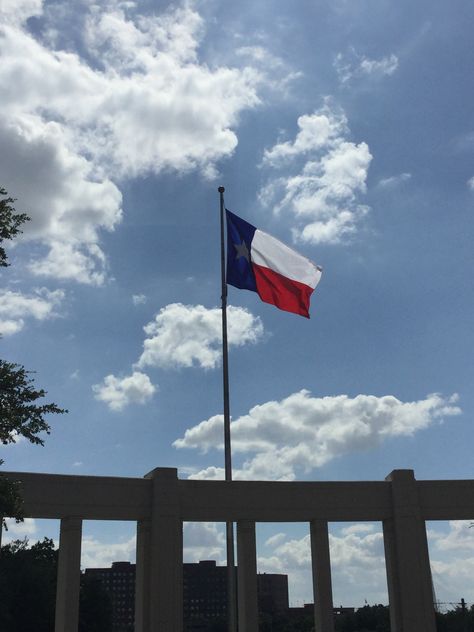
[218,185,237,632]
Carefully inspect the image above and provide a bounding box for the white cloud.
[0,117,122,285]
[429,520,474,553]
[329,526,388,605]
[260,104,373,245]
[359,54,399,77]
[0,0,43,26]
[95,302,263,411]
[377,173,412,188]
[258,524,388,606]
[75,520,474,604]
[137,303,264,370]
[81,533,136,569]
[175,390,461,480]
[132,294,147,306]
[92,371,156,411]
[80,523,225,569]
[428,521,474,603]
[263,109,348,167]
[235,45,302,96]
[264,532,287,548]
[0,2,262,282]
[183,522,225,563]
[467,176,474,191]
[334,50,399,84]
[0,287,64,335]
[2,517,38,541]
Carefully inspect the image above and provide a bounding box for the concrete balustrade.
[1,468,471,631]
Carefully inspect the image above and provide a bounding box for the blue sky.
[1,0,474,607]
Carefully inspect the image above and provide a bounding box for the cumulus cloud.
[428,521,474,603]
[0,0,43,26]
[260,104,372,245]
[0,287,64,335]
[0,2,262,282]
[175,390,461,480]
[429,520,474,553]
[183,522,225,563]
[94,302,263,410]
[81,533,136,569]
[258,523,388,605]
[79,522,226,576]
[92,371,156,411]
[467,176,474,191]
[80,522,225,568]
[263,110,348,167]
[334,49,399,85]
[137,303,264,370]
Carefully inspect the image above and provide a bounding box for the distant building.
[183,560,228,628]
[257,572,289,615]
[334,605,356,616]
[84,561,135,632]
[84,560,289,632]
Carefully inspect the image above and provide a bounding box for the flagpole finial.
[218,186,225,193]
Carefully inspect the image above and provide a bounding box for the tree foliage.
[0,538,113,632]
[0,187,67,528]
[0,187,29,268]
[0,361,67,525]
[0,360,67,447]
[0,538,58,632]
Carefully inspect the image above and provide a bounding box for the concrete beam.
[2,471,151,520]
[7,470,474,524]
[177,480,392,522]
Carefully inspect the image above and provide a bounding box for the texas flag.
[226,210,322,318]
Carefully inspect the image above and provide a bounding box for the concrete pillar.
[310,520,335,632]
[237,520,258,632]
[384,469,436,632]
[135,519,151,632]
[146,467,183,631]
[55,517,82,632]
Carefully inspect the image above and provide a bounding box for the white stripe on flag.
[251,229,322,288]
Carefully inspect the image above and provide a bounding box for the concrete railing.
[2,467,473,631]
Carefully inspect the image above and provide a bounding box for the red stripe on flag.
[253,264,314,318]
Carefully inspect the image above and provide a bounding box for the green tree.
[0,538,113,632]
[0,188,67,528]
[0,538,58,632]
[0,360,66,447]
[0,187,29,268]
[0,360,67,525]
